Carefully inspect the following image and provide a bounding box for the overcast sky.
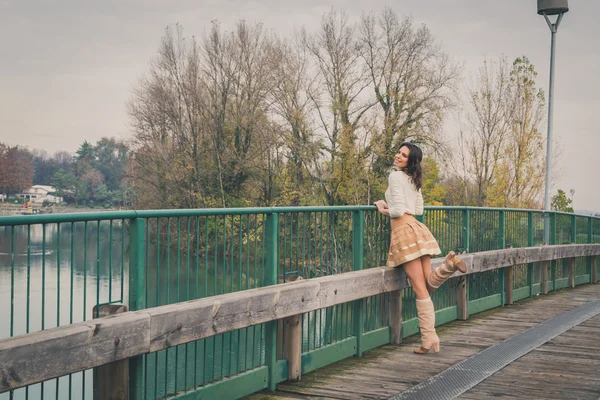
[1,1,598,211]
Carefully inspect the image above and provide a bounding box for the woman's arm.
[374,200,390,215]
[415,188,424,216]
[387,172,406,218]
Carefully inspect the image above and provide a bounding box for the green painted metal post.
[462,209,470,254]
[461,209,470,316]
[498,211,506,305]
[128,217,145,400]
[352,210,365,357]
[265,212,279,391]
[527,212,534,298]
[551,213,557,291]
[588,217,593,279]
[571,215,576,243]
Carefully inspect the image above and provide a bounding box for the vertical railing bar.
[264,212,278,391]
[319,212,324,348]
[352,210,365,356]
[528,212,534,297]
[237,215,243,375]
[551,213,557,291]
[260,214,267,366]
[24,224,31,338]
[121,219,125,302]
[68,222,73,400]
[325,212,330,344]
[220,215,227,380]
[96,221,101,318]
[10,225,15,339]
[165,217,172,397]
[229,214,235,377]
[201,216,209,385]
[57,223,61,335]
[252,215,258,369]
[588,217,593,279]
[341,212,346,340]
[109,220,113,302]
[283,212,288,280]
[154,218,160,398]
[193,217,200,389]
[9,226,15,400]
[39,223,47,400]
[244,214,251,372]
[184,217,191,392]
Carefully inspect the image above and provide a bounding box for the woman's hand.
[374,200,390,216]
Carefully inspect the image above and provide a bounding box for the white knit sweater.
[384,170,424,218]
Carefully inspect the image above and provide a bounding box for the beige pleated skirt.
[386,214,441,267]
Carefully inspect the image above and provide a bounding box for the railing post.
[498,211,506,305]
[283,314,302,382]
[352,210,365,357]
[541,260,549,295]
[592,256,598,284]
[128,217,145,400]
[587,217,593,281]
[280,275,302,382]
[265,212,279,391]
[568,257,575,288]
[389,290,403,344]
[94,304,129,400]
[505,245,513,305]
[527,212,534,298]
[551,213,557,291]
[458,209,470,320]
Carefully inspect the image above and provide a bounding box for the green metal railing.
[1,207,599,400]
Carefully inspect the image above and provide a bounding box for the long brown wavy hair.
[398,142,423,190]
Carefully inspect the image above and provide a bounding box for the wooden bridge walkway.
[247,284,600,400]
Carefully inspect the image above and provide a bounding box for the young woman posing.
[375,142,465,354]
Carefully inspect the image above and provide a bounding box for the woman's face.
[394,146,409,169]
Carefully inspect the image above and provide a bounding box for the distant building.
[17,185,63,204]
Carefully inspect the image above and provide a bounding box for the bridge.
[0,206,598,399]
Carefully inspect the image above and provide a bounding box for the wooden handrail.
[0,244,599,393]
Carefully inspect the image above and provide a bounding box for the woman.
[374,142,465,355]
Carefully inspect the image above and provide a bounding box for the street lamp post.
[538,0,569,244]
[570,188,575,210]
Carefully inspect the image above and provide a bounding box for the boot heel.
[432,342,440,353]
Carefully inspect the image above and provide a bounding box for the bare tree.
[458,57,513,206]
[306,9,373,205]
[454,56,548,208]
[359,7,458,176]
[500,56,546,207]
[268,31,322,204]
[127,25,209,209]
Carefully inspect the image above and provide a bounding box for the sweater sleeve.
[387,172,406,218]
[415,188,424,216]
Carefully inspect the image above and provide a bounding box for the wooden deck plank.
[245,284,600,400]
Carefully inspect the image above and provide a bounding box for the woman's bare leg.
[402,257,439,354]
[402,258,429,300]
[420,255,432,283]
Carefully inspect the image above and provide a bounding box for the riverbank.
[0,204,124,217]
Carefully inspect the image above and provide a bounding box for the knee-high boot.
[427,251,466,293]
[414,297,440,354]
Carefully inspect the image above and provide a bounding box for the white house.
[17,185,63,204]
